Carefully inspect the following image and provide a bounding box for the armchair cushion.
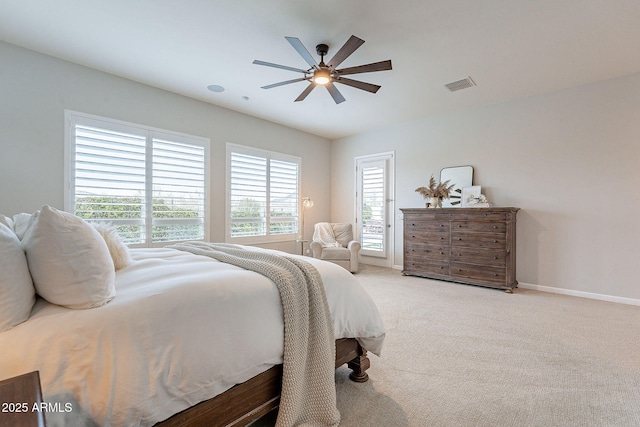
[331,223,353,247]
[319,246,351,261]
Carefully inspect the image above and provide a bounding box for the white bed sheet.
[0,246,385,426]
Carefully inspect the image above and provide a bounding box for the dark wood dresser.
[401,207,519,291]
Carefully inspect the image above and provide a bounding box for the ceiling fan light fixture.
[313,68,331,85]
[254,35,392,104]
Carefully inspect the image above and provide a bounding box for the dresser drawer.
[404,256,450,276]
[458,211,513,222]
[451,247,506,267]
[405,220,449,233]
[405,243,449,260]
[451,232,505,249]
[450,262,506,285]
[405,230,449,245]
[451,221,506,233]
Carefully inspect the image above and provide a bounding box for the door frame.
[354,151,395,268]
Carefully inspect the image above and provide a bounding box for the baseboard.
[518,282,640,307]
[372,266,640,306]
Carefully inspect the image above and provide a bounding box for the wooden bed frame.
[156,338,370,427]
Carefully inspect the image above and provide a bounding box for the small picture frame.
[461,186,482,207]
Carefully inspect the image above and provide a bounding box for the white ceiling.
[1,0,639,140]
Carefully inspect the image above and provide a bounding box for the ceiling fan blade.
[334,77,381,93]
[336,59,392,76]
[325,82,346,104]
[253,60,308,74]
[285,37,318,69]
[295,83,317,102]
[261,77,308,89]
[327,35,365,69]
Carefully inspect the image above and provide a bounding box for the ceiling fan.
[253,35,392,104]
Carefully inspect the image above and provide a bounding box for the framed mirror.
[440,165,474,207]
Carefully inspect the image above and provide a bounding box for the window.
[64,111,209,246]
[226,143,300,243]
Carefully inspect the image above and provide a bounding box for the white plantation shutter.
[66,111,209,246]
[229,152,267,237]
[74,125,147,243]
[269,159,299,235]
[361,163,385,253]
[227,144,300,242]
[152,139,206,243]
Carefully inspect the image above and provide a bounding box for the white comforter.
[0,246,385,426]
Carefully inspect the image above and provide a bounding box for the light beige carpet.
[257,264,640,426]
[335,265,640,426]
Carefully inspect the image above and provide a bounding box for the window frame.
[64,110,210,247]
[226,142,301,245]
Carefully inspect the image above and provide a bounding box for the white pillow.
[22,206,116,309]
[0,214,14,232]
[0,223,36,332]
[92,222,133,271]
[13,212,35,240]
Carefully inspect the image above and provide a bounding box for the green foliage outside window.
[362,204,372,221]
[231,197,297,236]
[75,196,202,243]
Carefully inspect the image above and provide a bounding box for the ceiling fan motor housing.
[315,44,329,58]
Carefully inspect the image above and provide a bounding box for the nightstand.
[0,371,47,427]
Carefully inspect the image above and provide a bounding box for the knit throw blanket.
[313,222,342,248]
[167,242,340,427]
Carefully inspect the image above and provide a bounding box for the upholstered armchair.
[310,222,361,273]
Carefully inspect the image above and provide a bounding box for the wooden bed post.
[334,338,371,383]
[347,347,370,383]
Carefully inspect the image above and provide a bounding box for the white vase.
[428,197,440,208]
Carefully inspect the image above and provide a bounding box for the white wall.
[332,72,640,302]
[0,41,331,254]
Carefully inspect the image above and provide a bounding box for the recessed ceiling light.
[207,84,225,93]
[241,96,250,101]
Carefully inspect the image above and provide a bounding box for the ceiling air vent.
[445,77,476,92]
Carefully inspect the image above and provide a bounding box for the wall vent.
[445,77,476,92]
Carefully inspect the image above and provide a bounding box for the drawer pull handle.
[493,225,498,229]
[494,256,498,259]
[457,238,462,241]
[458,253,462,256]
[441,237,445,240]
[494,240,498,243]
[440,252,444,255]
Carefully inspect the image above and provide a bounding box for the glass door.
[356,153,393,261]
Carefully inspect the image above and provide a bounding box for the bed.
[0,207,385,427]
